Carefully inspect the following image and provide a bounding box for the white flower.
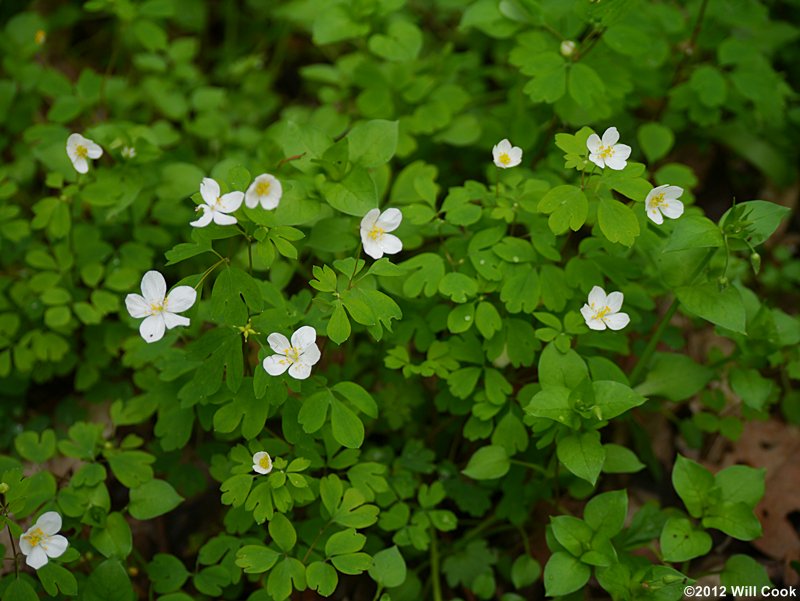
[580,286,630,331]
[190,178,244,227]
[586,127,631,170]
[252,451,273,475]
[19,511,68,570]
[66,133,103,174]
[121,146,136,159]
[492,139,523,169]
[263,326,321,380]
[645,184,684,225]
[560,40,577,57]
[245,173,282,210]
[360,208,403,260]
[125,270,197,343]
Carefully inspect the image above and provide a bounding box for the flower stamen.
[368,225,385,241]
[256,181,271,196]
[76,145,88,159]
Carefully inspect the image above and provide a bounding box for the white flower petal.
[200,178,220,205]
[252,451,272,474]
[300,343,321,367]
[267,333,291,354]
[606,291,624,313]
[261,192,281,210]
[663,186,684,200]
[288,362,312,380]
[586,317,607,331]
[647,207,664,224]
[614,143,632,160]
[162,312,190,330]
[72,157,89,174]
[86,142,103,159]
[588,154,605,169]
[588,286,607,308]
[37,512,62,535]
[263,355,290,376]
[580,304,594,323]
[601,127,620,147]
[362,238,384,260]
[494,139,512,154]
[165,286,196,313]
[140,314,166,343]
[26,546,49,569]
[604,154,628,170]
[376,208,403,232]
[661,199,684,219]
[218,191,244,213]
[604,312,630,330]
[379,233,403,256]
[244,189,260,209]
[360,208,381,231]
[43,534,68,558]
[125,294,150,319]
[508,147,523,165]
[190,207,214,228]
[586,133,601,153]
[140,271,166,304]
[213,212,237,226]
[291,326,317,350]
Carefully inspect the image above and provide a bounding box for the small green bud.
[717,276,729,291]
[0,482,9,494]
[750,252,761,274]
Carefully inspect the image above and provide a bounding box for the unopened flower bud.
[750,252,761,274]
[0,482,9,494]
[717,276,729,290]
[560,40,577,57]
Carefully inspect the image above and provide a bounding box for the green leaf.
[637,123,674,163]
[235,545,280,574]
[462,445,510,480]
[129,479,184,520]
[592,381,646,420]
[325,528,366,557]
[322,166,378,216]
[671,455,714,518]
[636,353,715,402]
[37,562,78,596]
[720,200,791,246]
[526,387,579,429]
[500,266,540,313]
[714,465,765,508]
[146,553,190,593]
[439,272,478,302]
[269,513,297,552]
[331,399,365,449]
[703,502,762,540]
[730,368,773,410]
[14,429,56,463]
[369,546,407,588]
[720,555,772,589]
[327,301,351,345]
[511,555,541,588]
[551,515,593,556]
[543,552,591,597]
[538,344,588,390]
[676,282,746,334]
[2,580,39,601]
[598,196,640,246]
[369,21,422,62]
[664,215,724,252]
[568,63,605,108]
[348,120,399,167]
[91,512,133,559]
[107,450,155,488]
[660,518,712,562]
[584,490,628,538]
[602,444,645,474]
[331,552,372,575]
[83,559,135,601]
[307,561,338,596]
[538,185,588,235]
[556,431,605,485]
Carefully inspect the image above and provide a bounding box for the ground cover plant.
[1,0,799,599]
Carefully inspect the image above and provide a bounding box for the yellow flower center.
[24,527,45,548]
[498,153,512,166]
[284,347,301,364]
[256,181,271,196]
[598,145,614,160]
[149,299,166,315]
[368,225,385,241]
[594,306,611,320]
[258,454,272,470]
[650,193,665,208]
[76,145,88,159]
[35,30,46,45]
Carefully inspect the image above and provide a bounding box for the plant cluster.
[0,1,798,601]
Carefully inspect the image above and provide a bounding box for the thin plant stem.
[372,584,384,601]
[194,257,227,291]
[629,247,717,385]
[302,522,330,563]
[347,242,363,290]
[429,526,443,601]
[510,458,549,476]
[5,522,19,577]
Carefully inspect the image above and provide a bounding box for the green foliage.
[0,1,796,600]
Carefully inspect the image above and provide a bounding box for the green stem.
[302,522,330,563]
[5,521,19,578]
[346,242,363,290]
[629,247,717,385]
[510,458,549,476]
[429,526,443,601]
[194,257,227,291]
[372,584,384,601]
